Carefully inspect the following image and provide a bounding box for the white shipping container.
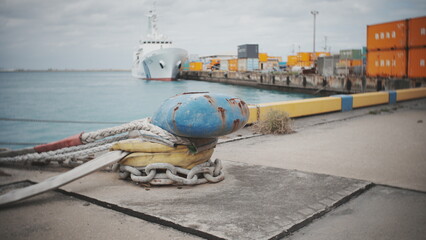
[220,60,229,71]
[238,59,247,71]
[238,58,259,71]
[247,58,259,70]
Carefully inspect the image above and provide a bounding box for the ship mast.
[147,10,158,39]
[146,2,164,41]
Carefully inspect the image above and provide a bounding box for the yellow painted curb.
[396,88,426,101]
[256,97,341,120]
[351,92,389,108]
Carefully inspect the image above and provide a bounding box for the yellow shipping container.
[189,62,203,71]
[296,61,313,67]
[211,59,220,65]
[228,59,238,71]
[259,53,268,62]
[287,55,298,66]
[268,56,283,62]
[298,52,312,62]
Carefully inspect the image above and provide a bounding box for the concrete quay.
[1,98,426,239]
[180,70,426,95]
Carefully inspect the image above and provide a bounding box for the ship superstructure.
[132,8,187,81]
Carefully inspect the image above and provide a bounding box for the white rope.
[0,144,112,164]
[0,117,190,165]
[81,118,189,145]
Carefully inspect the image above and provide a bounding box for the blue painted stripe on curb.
[331,95,353,112]
[389,91,397,104]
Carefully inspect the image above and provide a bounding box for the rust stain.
[177,92,208,96]
[226,98,238,105]
[217,107,226,128]
[232,119,241,132]
[228,98,248,116]
[173,103,182,113]
[172,103,182,131]
[204,95,216,105]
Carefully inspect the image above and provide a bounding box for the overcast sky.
[0,0,424,69]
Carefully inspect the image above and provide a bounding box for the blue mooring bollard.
[152,92,250,138]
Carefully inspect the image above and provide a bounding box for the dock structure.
[180,70,426,95]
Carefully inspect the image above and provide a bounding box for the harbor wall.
[246,87,426,124]
[180,71,426,96]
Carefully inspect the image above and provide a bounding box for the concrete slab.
[214,99,426,192]
[0,161,370,240]
[0,182,201,240]
[287,185,426,240]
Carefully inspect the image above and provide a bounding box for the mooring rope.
[0,118,190,165]
[81,118,190,145]
[0,117,127,125]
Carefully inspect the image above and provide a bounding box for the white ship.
[132,8,187,81]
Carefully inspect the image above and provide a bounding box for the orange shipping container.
[352,59,363,66]
[408,48,426,78]
[189,62,203,71]
[228,59,238,71]
[367,20,407,50]
[259,53,268,62]
[367,50,407,77]
[409,16,426,47]
[338,59,362,67]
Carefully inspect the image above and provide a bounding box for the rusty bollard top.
[152,92,250,138]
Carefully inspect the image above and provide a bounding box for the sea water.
[0,71,314,149]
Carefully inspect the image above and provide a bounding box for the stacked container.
[408,17,426,78]
[258,53,268,62]
[287,56,298,66]
[189,62,203,71]
[228,59,238,71]
[238,44,259,58]
[317,55,340,77]
[220,60,229,71]
[182,61,190,71]
[237,44,259,72]
[297,52,312,66]
[367,16,426,78]
[238,58,259,71]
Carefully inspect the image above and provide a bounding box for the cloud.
[0,0,424,69]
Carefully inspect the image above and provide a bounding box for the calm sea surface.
[0,71,314,149]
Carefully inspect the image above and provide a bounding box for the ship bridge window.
[156,41,160,44]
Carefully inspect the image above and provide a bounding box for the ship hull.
[132,48,187,81]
